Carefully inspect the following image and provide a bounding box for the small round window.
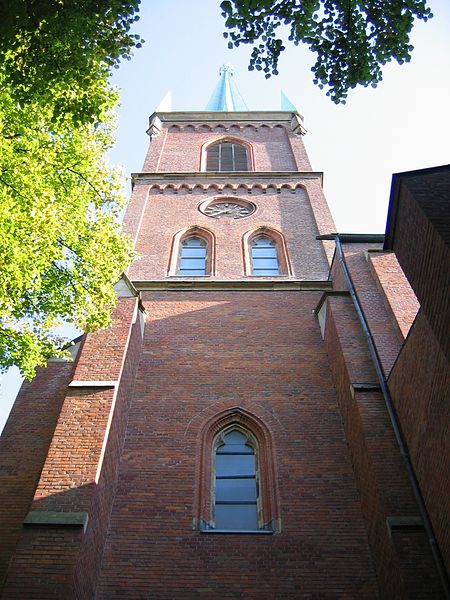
[199,199,256,219]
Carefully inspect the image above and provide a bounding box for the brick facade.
[0,107,447,598]
[95,291,378,599]
[384,166,450,580]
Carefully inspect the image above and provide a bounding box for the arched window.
[177,236,207,276]
[195,408,279,534]
[206,141,248,172]
[251,235,280,276]
[213,428,259,531]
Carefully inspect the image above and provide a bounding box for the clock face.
[200,200,256,219]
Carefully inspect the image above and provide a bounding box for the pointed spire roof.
[280,91,297,111]
[205,64,248,112]
[155,91,172,112]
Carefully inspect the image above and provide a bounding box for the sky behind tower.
[1,0,449,429]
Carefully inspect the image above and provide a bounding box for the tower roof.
[205,64,248,112]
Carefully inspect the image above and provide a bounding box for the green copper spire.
[280,91,297,111]
[205,64,248,111]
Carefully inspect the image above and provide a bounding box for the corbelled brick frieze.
[132,172,323,195]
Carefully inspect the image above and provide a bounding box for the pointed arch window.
[206,141,248,172]
[213,428,259,531]
[251,235,280,276]
[177,236,207,276]
[196,410,279,534]
[169,227,215,277]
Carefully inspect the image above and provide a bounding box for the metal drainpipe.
[334,235,450,599]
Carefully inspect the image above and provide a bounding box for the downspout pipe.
[332,234,450,599]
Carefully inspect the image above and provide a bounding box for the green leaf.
[0,1,140,378]
[220,0,432,103]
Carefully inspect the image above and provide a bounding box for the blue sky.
[1,0,449,430]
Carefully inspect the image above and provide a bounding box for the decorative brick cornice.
[131,171,323,194]
[133,279,332,292]
[147,111,307,137]
[133,170,321,181]
[150,110,299,123]
[168,123,286,132]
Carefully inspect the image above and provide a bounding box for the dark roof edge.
[317,233,385,243]
[384,164,450,251]
[150,110,301,122]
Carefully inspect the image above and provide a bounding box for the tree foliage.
[221,0,433,102]
[0,1,142,378]
[0,0,143,125]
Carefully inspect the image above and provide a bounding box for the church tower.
[0,67,447,599]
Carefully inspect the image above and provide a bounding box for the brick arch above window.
[168,226,215,277]
[194,407,280,533]
[200,138,254,172]
[242,227,292,277]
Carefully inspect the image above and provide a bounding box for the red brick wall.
[388,310,450,573]
[368,251,419,340]
[95,291,378,599]
[2,298,142,599]
[323,294,444,599]
[72,302,143,598]
[0,362,74,591]
[127,184,331,282]
[333,243,404,377]
[142,121,311,173]
[388,171,450,360]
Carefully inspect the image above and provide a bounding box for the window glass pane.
[179,258,207,270]
[252,237,275,247]
[181,248,207,258]
[217,431,253,454]
[216,454,255,476]
[252,248,277,258]
[251,236,279,275]
[252,258,279,269]
[216,478,257,502]
[224,430,247,444]
[217,444,253,455]
[178,269,206,276]
[253,269,280,277]
[183,237,206,247]
[178,236,207,276]
[215,504,258,530]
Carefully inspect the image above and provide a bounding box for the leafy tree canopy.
[221,0,432,102]
[0,1,142,378]
[0,0,143,125]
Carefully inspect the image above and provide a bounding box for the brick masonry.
[385,168,450,360]
[142,121,311,173]
[0,114,447,598]
[322,293,443,598]
[0,362,74,589]
[388,310,450,575]
[384,166,450,583]
[1,298,142,598]
[95,291,378,599]
[127,184,330,282]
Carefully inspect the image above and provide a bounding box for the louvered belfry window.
[206,141,248,171]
